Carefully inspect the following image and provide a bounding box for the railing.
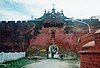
[0,52,26,63]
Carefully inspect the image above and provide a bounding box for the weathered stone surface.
[79,30,100,68]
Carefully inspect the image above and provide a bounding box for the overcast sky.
[0,0,100,21]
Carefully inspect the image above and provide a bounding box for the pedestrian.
[60,54,63,60]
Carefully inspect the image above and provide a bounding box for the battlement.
[0,20,35,23]
[0,20,35,29]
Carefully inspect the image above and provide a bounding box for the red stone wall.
[79,32,100,68]
[79,34,93,46]
[29,27,79,54]
[80,52,100,68]
[94,33,100,46]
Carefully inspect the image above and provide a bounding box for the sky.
[0,0,100,21]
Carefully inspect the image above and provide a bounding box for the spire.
[53,4,55,9]
[61,9,63,13]
[52,4,55,13]
[44,9,46,13]
[31,15,33,20]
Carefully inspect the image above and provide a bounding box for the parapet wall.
[0,20,35,52]
[79,31,100,68]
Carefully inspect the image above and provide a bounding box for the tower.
[52,4,55,13]
[31,15,33,20]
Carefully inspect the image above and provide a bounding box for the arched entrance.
[47,44,59,59]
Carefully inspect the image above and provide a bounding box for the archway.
[47,44,59,59]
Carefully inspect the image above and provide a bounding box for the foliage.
[0,58,37,68]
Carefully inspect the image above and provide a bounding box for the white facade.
[0,52,26,63]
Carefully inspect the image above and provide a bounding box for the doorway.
[47,44,59,59]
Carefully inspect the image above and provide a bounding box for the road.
[23,59,80,68]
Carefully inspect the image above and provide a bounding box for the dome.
[95,29,100,34]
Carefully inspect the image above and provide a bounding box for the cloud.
[2,0,32,14]
[0,0,32,21]
[0,8,30,21]
[0,0,100,21]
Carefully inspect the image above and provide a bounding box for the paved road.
[24,59,80,68]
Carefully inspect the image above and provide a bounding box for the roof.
[41,7,70,19]
[91,15,100,20]
[82,41,95,48]
[95,29,100,34]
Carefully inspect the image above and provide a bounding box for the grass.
[0,58,38,68]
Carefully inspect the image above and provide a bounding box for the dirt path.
[23,59,80,68]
